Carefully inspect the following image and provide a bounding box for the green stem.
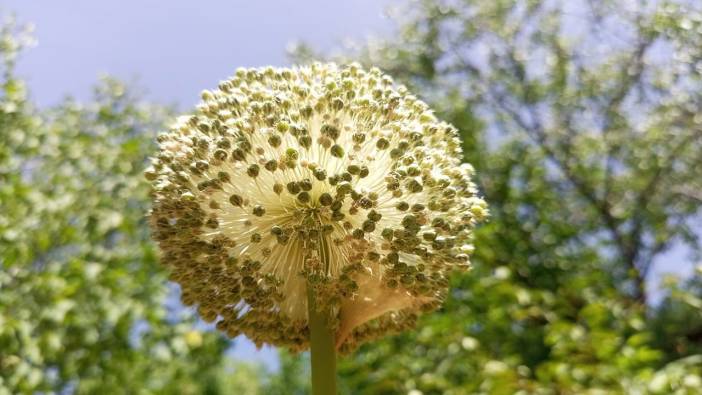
[308,287,337,395]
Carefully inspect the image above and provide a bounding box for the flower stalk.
[308,286,337,395]
[307,226,337,394]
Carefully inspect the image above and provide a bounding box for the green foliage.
[290,0,702,393]
[650,272,702,364]
[0,18,245,394]
[261,351,311,395]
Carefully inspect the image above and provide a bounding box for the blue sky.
[4,0,396,368]
[5,0,396,108]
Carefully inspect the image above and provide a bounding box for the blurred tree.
[291,0,702,393]
[260,351,311,395]
[0,18,260,394]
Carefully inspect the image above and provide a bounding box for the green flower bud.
[330,144,344,158]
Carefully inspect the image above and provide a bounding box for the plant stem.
[307,230,337,394]
[307,287,337,395]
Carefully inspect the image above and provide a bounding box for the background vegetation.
[2,0,702,393]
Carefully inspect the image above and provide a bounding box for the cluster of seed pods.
[146,63,487,352]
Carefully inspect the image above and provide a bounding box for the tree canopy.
[0,19,238,394]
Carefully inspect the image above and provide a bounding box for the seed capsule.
[231,148,246,161]
[330,200,343,211]
[367,210,382,222]
[229,194,243,207]
[297,191,311,204]
[359,166,369,178]
[330,144,344,158]
[352,229,365,239]
[299,135,312,148]
[247,164,260,178]
[287,182,301,194]
[336,182,352,196]
[265,160,278,171]
[319,193,333,206]
[214,149,228,161]
[422,231,437,241]
[362,220,376,233]
[268,135,282,148]
[252,205,266,217]
[408,179,423,193]
[299,179,313,191]
[313,168,327,181]
[286,148,299,161]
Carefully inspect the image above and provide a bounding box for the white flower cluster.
[146,63,487,352]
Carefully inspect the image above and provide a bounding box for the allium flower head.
[146,63,487,352]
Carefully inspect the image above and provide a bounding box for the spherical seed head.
[146,63,487,353]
